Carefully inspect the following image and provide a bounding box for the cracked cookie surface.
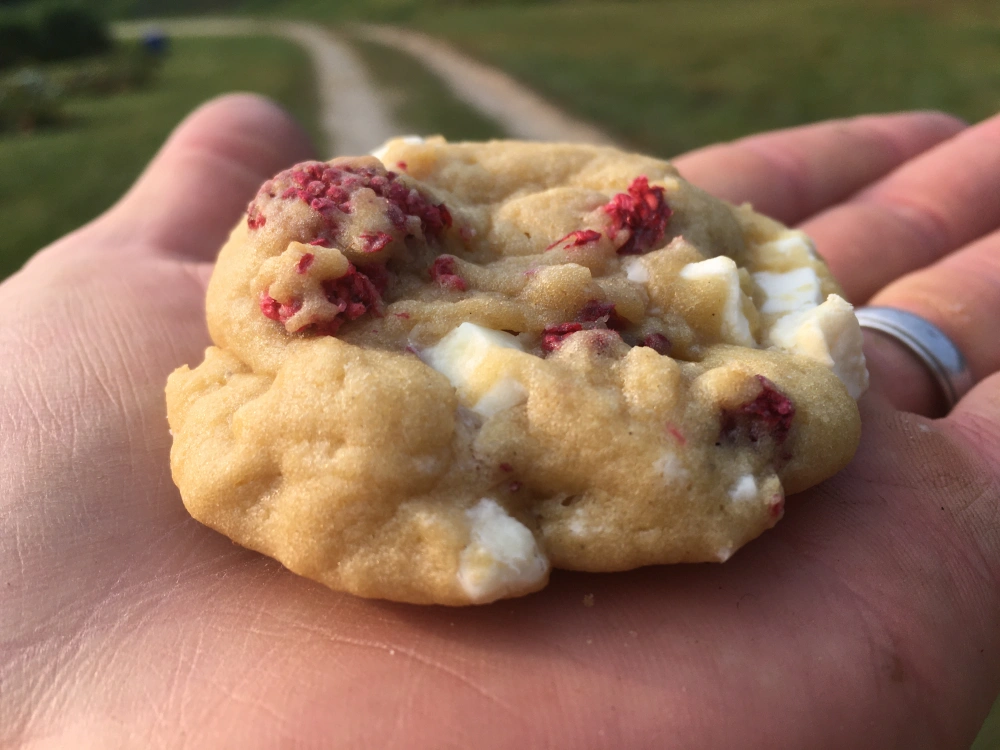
[166,137,866,605]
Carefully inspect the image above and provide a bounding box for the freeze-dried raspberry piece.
[296,253,315,274]
[768,494,785,520]
[260,293,301,325]
[358,261,390,295]
[360,231,393,254]
[247,204,266,230]
[720,376,795,444]
[263,263,385,336]
[269,161,452,241]
[320,264,385,330]
[576,299,628,330]
[541,322,584,352]
[603,176,671,255]
[546,229,602,250]
[639,332,672,355]
[430,255,467,291]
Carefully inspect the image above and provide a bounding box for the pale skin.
[2,94,998,749]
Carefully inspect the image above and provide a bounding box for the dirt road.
[116,18,614,154]
[357,24,614,145]
[115,18,399,156]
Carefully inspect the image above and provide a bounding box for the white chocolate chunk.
[421,323,528,415]
[625,258,650,284]
[761,231,818,259]
[728,475,757,503]
[458,498,549,603]
[370,135,425,162]
[654,452,688,484]
[567,504,606,538]
[679,256,756,347]
[753,267,823,315]
[768,294,869,399]
[473,377,528,418]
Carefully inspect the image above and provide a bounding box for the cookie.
[165,137,867,605]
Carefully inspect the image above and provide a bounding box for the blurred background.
[0,0,998,742]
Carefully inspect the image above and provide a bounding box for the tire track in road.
[356,24,616,146]
[115,18,399,156]
[116,18,616,155]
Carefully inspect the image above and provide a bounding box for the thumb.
[103,93,317,261]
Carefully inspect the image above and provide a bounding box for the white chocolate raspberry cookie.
[166,137,867,605]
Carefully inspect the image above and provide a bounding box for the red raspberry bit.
[666,424,686,445]
[309,238,332,247]
[396,161,407,170]
[357,261,390,295]
[639,332,672,355]
[321,263,386,327]
[602,176,672,255]
[394,312,411,320]
[499,463,514,473]
[246,203,266,230]
[588,329,621,355]
[546,228,602,250]
[275,161,451,240]
[541,322,584,353]
[360,231,393,254]
[576,299,628,330]
[260,293,301,325]
[577,299,616,322]
[429,255,467,291]
[720,375,795,445]
[296,253,315,274]
[768,494,785,520]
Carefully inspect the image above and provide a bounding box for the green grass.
[346,33,507,142]
[974,694,1000,750]
[399,0,1000,158]
[0,34,319,279]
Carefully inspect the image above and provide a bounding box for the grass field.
[347,33,507,143]
[0,35,319,279]
[400,0,1000,158]
[973,694,1000,750]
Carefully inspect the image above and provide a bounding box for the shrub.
[59,43,161,95]
[0,68,63,133]
[38,7,112,62]
[0,21,41,70]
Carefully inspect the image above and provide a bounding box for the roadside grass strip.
[0,35,319,279]
[346,32,507,144]
[408,0,1000,158]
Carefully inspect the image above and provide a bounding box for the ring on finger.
[856,306,974,410]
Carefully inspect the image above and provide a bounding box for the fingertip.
[109,93,318,260]
[861,109,968,137]
[948,371,1000,452]
[165,93,318,173]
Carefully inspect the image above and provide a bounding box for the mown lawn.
[973,694,1000,750]
[0,35,319,279]
[404,0,1000,158]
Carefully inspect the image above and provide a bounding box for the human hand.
[1,95,997,749]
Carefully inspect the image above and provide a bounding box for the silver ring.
[856,306,973,409]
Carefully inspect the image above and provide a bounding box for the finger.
[863,227,1000,416]
[105,93,316,260]
[673,111,965,226]
[950,371,1000,452]
[801,112,1000,303]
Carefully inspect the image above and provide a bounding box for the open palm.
[2,95,998,749]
